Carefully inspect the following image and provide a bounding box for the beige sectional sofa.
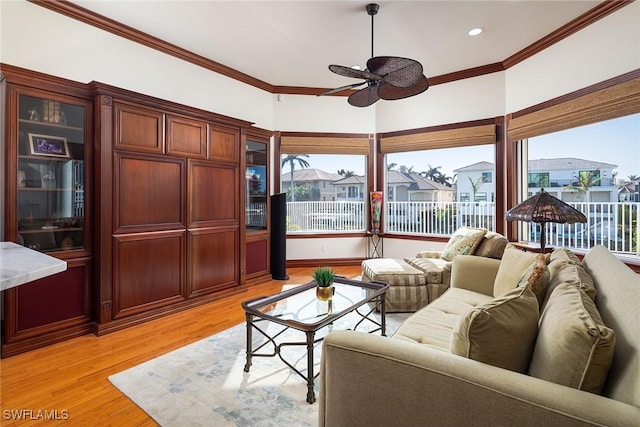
[319,245,640,426]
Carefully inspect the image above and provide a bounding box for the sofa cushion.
[393,287,494,351]
[473,231,508,259]
[404,257,449,284]
[441,227,487,261]
[549,247,581,265]
[529,282,615,394]
[361,258,426,286]
[582,245,640,406]
[517,254,550,306]
[493,245,539,297]
[449,285,539,373]
[543,260,597,311]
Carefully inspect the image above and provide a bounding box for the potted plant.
[313,266,335,301]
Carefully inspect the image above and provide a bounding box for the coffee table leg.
[381,293,387,336]
[306,331,316,404]
[243,313,253,372]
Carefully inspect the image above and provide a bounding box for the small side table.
[366,231,384,258]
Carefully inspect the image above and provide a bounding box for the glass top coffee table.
[241,276,389,404]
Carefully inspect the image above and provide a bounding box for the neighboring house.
[455,158,618,203]
[527,158,618,202]
[332,175,366,201]
[618,179,640,202]
[387,167,455,202]
[454,161,495,203]
[281,168,342,201]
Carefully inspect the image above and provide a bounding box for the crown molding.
[29,0,633,97]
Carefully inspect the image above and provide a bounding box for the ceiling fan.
[319,3,429,107]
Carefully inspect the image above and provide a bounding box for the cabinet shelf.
[19,118,83,132]
[18,227,83,234]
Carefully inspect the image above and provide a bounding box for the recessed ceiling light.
[351,65,361,70]
[468,27,483,36]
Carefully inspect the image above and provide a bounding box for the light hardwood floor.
[0,265,362,426]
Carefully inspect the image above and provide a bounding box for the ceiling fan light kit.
[320,3,429,107]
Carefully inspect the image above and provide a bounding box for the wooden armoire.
[91,82,267,334]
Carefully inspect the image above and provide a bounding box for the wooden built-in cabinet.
[91,83,255,334]
[1,66,94,357]
[243,128,272,284]
[1,65,272,355]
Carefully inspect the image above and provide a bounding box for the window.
[474,192,487,202]
[384,141,496,235]
[528,172,549,188]
[280,153,368,233]
[523,113,640,255]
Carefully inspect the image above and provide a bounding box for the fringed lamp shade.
[505,188,587,252]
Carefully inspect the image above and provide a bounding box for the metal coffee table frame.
[241,276,389,404]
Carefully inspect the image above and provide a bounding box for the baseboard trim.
[286,258,364,268]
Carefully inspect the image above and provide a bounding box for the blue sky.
[282,113,640,182]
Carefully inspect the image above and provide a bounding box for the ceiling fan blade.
[378,75,430,101]
[367,56,423,87]
[348,86,380,107]
[329,64,382,81]
[317,82,366,97]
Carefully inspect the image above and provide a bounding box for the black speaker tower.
[270,193,289,280]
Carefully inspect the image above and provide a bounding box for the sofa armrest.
[415,250,442,259]
[449,254,500,296]
[319,331,640,427]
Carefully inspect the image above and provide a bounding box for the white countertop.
[0,242,67,291]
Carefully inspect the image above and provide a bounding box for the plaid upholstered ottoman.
[361,258,428,312]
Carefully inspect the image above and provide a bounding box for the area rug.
[109,287,409,426]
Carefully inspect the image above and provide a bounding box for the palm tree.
[468,176,483,202]
[628,174,639,182]
[438,173,453,187]
[281,154,310,202]
[387,162,397,171]
[564,169,602,202]
[421,164,442,181]
[337,169,355,177]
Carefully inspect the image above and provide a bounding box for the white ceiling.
[71,1,602,90]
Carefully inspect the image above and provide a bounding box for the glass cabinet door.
[16,94,86,252]
[245,140,267,230]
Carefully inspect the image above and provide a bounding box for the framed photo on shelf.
[28,133,70,158]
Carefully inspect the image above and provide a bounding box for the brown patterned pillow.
[517,254,550,307]
[441,227,487,261]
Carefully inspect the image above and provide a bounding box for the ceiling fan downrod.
[366,3,379,59]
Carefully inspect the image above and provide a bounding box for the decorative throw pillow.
[441,227,487,262]
[528,283,615,394]
[473,231,508,260]
[449,285,539,373]
[517,254,550,307]
[493,245,539,297]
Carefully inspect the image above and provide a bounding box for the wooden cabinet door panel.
[188,227,238,297]
[246,235,269,277]
[113,231,185,318]
[114,102,163,154]
[167,115,206,158]
[188,160,238,227]
[209,125,239,163]
[115,152,185,232]
[6,258,92,338]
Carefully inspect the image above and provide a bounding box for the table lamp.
[505,188,587,252]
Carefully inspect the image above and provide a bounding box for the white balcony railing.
[286,201,366,232]
[285,200,640,256]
